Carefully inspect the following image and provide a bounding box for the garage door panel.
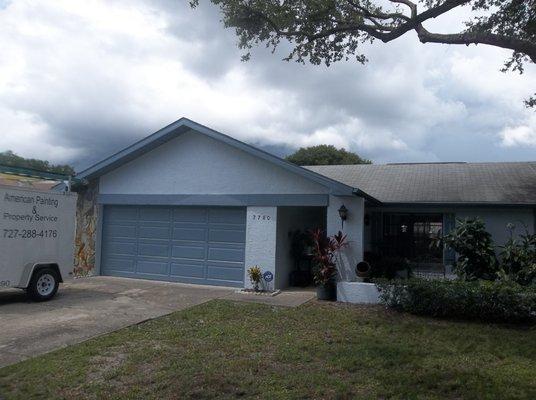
[138,225,170,239]
[173,226,206,241]
[137,260,169,275]
[209,228,245,243]
[170,262,205,278]
[102,205,245,286]
[106,240,137,256]
[209,208,245,224]
[105,207,138,221]
[208,246,244,263]
[139,207,171,221]
[138,242,170,257]
[104,224,137,239]
[171,243,206,260]
[207,264,244,282]
[173,208,207,223]
[102,257,136,273]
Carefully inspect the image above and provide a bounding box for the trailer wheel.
[28,267,60,301]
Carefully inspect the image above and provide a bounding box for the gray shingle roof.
[305,162,536,205]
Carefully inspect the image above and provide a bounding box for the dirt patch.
[87,347,128,382]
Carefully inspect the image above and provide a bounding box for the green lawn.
[0,300,535,400]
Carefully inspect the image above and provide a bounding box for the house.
[306,162,536,277]
[73,118,536,290]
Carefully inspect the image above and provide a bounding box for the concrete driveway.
[0,276,314,368]
[0,276,234,368]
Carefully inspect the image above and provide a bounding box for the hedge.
[375,278,536,324]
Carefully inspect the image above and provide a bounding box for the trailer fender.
[19,263,63,289]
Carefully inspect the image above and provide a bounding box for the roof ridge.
[307,161,536,168]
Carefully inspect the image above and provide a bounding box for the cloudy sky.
[0,0,535,171]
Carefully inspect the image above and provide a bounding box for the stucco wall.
[275,207,326,289]
[456,208,535,246]
[326,195,365,282]
[244,206,277,290]
[99,131,329,195]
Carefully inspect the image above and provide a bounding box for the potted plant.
[247,266,262,292]
[310,229,348,301]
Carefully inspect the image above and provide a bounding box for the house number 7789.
[252,214,271,221]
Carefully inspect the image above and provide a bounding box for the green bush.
[375,278,536,323]
[499,224,536,286]
[443,218,500,281]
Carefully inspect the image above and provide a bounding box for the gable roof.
[77,118,376,199]
[306,162,536,206]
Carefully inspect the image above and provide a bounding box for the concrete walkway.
[0,276,314,368]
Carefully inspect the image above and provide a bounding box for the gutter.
[353,188,382,206]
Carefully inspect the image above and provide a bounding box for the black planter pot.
[316,281,336,301]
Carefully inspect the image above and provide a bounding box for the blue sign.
[263,271,274,283]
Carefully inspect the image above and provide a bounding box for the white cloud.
[0,0,534,168]
[0,108,80,161]
[500,115,536,148]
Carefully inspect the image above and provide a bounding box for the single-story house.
[72,118,536,290]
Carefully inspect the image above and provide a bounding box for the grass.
[0,300,535,400]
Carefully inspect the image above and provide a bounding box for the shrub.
[310,229,348,286]
[499,224,536,286]
[443,218,499,281]
[247,266,262,291]
[375,278,536,323]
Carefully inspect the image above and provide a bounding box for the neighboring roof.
[0,173,58,191]
[0,164,72,181]
[77,118,370,198]
[305,162,536,205]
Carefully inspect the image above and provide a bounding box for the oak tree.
[285,144,371,165]
[191,0,536,107]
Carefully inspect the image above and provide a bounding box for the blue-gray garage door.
[100,205,246,287]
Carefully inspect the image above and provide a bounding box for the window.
[381,213,443,266]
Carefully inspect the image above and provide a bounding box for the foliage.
[0,150,75,176]
[247,265,263,290]
[285,144,371,166]
[310,228,348,285]
[375,278,536,323]
[443,218,499,281]
[191,0,536,107]
[499,223,536,286]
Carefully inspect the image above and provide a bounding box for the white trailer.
[0,185,77,301]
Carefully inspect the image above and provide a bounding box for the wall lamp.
[338,205,348,229]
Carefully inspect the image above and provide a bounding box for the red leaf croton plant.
[310,229,348,286]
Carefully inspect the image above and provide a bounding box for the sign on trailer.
[0,185,77,300]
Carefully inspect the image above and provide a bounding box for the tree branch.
[241,0,536,64]
[346,0,411,22]
[378,0,470,42]
[416,27,536,63]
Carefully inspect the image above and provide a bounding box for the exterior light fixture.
[338,205,348,229]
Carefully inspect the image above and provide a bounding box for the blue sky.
[0,0,534,171]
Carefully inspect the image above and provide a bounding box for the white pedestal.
[336,281,381,304]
